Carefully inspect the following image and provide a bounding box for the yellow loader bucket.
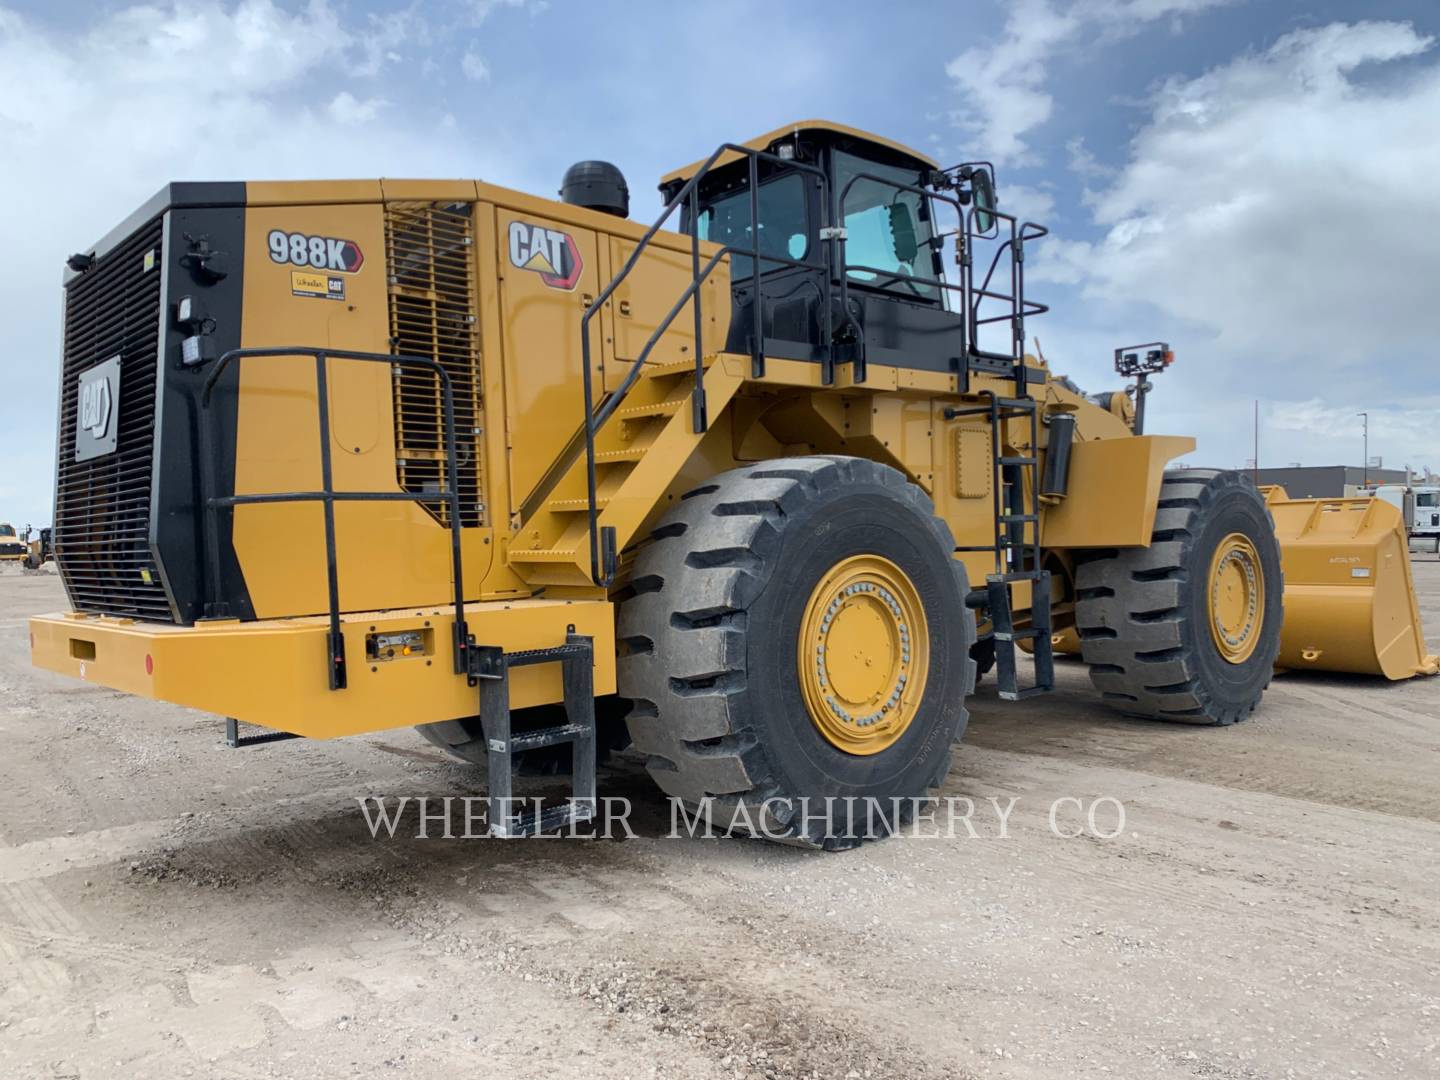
[1263,487,1438,680]
[1050,627,1081,656]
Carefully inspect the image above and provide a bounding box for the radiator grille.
[54,217,172,620]
[384,202,484,528]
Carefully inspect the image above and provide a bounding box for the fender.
[1041,434,1195,548]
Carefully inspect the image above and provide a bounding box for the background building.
[1251,465,1411,498]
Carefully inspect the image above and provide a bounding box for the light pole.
[1357,411,1368,489]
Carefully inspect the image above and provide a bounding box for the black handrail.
[574,145,1050,588]
[199,347,470,688]
[965,213,1048,395]
[576,143,832,586]
[834,171,1050,393]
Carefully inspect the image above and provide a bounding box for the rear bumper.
[29,599,616,738]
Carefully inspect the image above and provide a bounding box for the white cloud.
[0,0,519,526]
[1082,21,1438,365]
[1000,182,1057,223]
[1032,20,1440,470]
[1267,398,1440,474]
[946,0,1236,165]
[327,90,389,124]
[1065,136,1112,179]
[945,0,1079,166]
[461,45,491,82]
[466,0,537,24]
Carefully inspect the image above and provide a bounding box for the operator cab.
[660,121,1016,380]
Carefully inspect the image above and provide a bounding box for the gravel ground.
[1,561,1438,1079]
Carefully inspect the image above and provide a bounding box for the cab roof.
[659,120,938,187]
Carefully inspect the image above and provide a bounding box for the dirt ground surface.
[1,561,1438,1080]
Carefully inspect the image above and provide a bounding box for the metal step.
[508,548,580,563]
[994,627,1042,642]
[644,357,710,378]
[986,571,1054,700]
[999,685,1052,703]
[469,630,597,839]
[491,800,595,839]
[223,717,302,748]
[594,447,648,463]
[506,722,592,752]
[614,398,684,421]
[546,496,611,513]
[505,642,593,667]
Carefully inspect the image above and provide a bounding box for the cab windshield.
[0,524,15,538]
[834,150,940,301]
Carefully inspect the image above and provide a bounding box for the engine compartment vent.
[54,215,172,620]
[383,201,485,529]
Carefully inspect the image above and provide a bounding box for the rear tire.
[1076,469,1282,725]
[617,456,975,849]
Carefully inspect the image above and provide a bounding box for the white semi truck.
[1374,484,1440,553]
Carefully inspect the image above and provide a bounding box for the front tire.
[1076,469,1283,725]
[617,456,975,848]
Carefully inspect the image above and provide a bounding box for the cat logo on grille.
[75,356,120,461]
[507,220,583,290]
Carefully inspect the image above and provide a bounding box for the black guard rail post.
[575,143,831,587]
[199,347,471,688]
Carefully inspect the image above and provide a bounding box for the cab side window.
[697,172,809,280]
[834,150,939,301]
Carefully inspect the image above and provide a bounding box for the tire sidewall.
[742,478,970,809]
[1182,483,1283,707]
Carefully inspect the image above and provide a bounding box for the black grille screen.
[384,201,485,528]
[54,216,172,620]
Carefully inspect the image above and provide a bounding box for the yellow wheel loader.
[30,121,1436,846]
[24,527,53,570]
[0,523,28,562]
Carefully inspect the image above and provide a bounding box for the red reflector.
[145,654,154,675]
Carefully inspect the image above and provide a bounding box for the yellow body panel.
[495,203,606,509]
[1264,489,1438,680]
[1041,435,1196,548]
[231,199,494,618]
[29,599,616,737]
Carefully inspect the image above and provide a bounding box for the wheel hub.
[1207,532,1265,664]
[798,554,929,755]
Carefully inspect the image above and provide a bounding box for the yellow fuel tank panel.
[1264,487,1438,680]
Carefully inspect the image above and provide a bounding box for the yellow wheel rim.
[797,554,929,756]
[1207,532,1265,664]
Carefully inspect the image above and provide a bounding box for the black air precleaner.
[560,160,629,217]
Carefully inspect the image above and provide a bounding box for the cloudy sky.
[2,0,1438,528]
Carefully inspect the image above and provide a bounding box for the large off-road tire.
[1075,469,1283,725]
[617,456,975,849]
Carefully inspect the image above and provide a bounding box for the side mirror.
[887,202,919,265]
[971,169,997,234]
